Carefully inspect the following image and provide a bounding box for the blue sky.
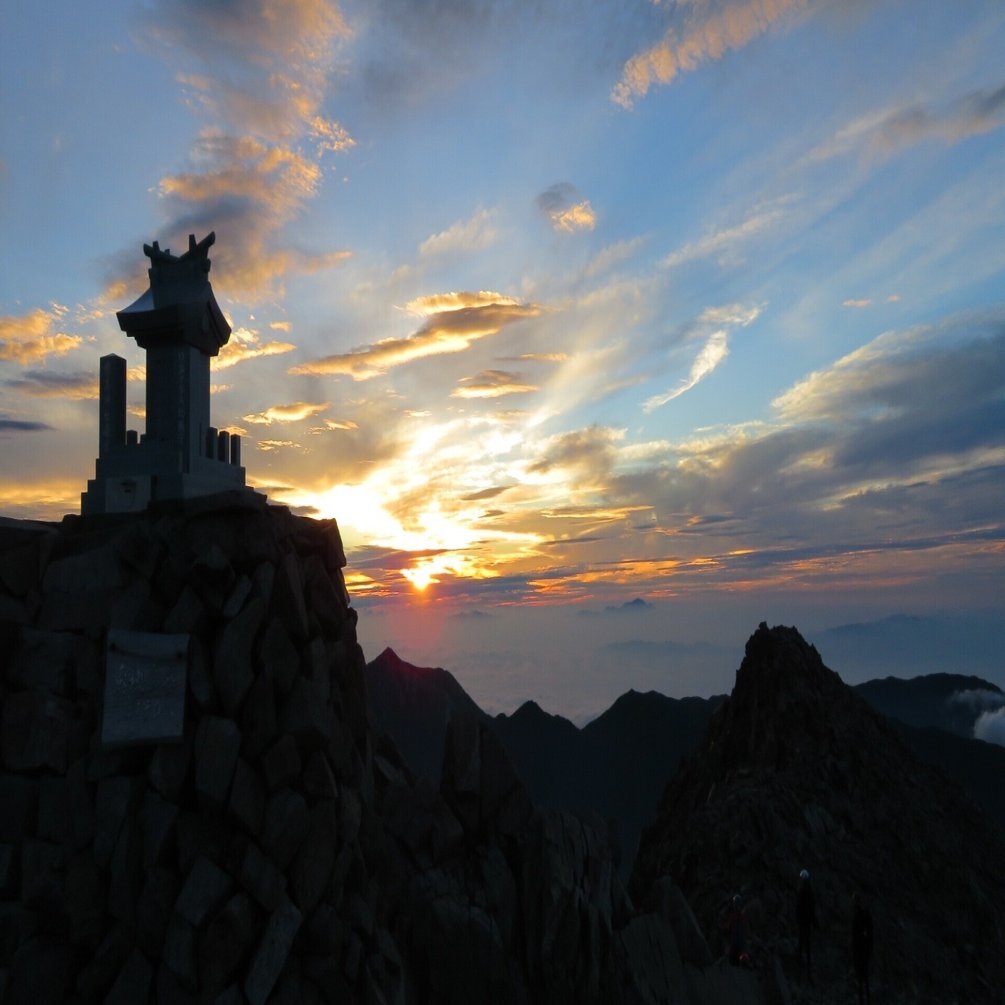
[2,1,1004,719]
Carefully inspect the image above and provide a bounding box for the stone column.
[99,354,127,458]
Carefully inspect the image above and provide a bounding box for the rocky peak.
[708,622,884,778]
[633,623,1005,1004]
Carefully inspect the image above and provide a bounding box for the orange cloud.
[242,401,330,424]
[536,183,596,233]
[309,116,356,155]
[404,291,520,316]
[0,478,81,521]
[507,353,568,363]
[122,2,354,303]
[291,296,542,380]
[256,439,299,452]
[451,370,538,399]
[613,0,809,108]
[311,418,359,431]
[0,308,83,365]
[148,0,350,141]
[215,326,296,369]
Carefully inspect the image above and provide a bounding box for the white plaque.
[102,629,189,748]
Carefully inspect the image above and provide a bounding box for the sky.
[2,0,1005,723]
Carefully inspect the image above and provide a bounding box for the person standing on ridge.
[851,892,873,1005]
[796,868,817,984]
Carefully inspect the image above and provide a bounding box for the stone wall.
[0,496,762,1004]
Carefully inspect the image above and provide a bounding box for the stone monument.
[81,232,248,515]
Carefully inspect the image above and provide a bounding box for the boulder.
[243,896,302,1005]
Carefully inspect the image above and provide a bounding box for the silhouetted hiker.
[796,868,817,983]
[852,893,873,1005]
[726,894,751,967]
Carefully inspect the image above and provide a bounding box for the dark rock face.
[0,497,376,1004]
[368,649,724,875]
[0,499,756,1004]
[632,622,1005,1004]
[366,647,487,783]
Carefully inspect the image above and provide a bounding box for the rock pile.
[0,496,760,1004]
[0,494,387,1003]
[632,623,1005,1004]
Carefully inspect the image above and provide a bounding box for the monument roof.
[117,231,231,355]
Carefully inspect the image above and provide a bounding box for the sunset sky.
[3,1,1004,719]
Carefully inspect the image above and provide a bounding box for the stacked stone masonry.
[0,496,764,1004]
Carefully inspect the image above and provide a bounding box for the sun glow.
[401,565,436,591]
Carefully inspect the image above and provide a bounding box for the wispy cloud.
[242,401,331,424]
[215,326,296,369]
[536,183,596,233]
[126,0,354,300]
[5,370,98,399]
[256,439,300,452]
[311,418,359,432]
[0,308,83,365]
[419,209,497,258]
[810,83,1005,162]
[613,0,810,108]
[0,416,53,434]
[290,293,542,379]
[152,132,352,298]
[661,201,789,270]
[144,0,350,141]
[452,370,538,399]
[644,303,761,412]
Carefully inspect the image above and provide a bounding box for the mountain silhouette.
[631,623,1005,1002]
[854,671,1002,737]
[366,646,486,781]
[368,646,1005,871]
[367,649,723,874]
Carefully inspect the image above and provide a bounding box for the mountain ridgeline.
[367,645,1005,864]
[368,628,1005,1003]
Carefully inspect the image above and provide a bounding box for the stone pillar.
[230,435,241,467]
[99,355,127,458]
[217,430,230,462]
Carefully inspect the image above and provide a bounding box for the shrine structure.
[81,232,248,514]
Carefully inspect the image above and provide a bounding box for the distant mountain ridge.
[367,649,725,872]
[366,647,1005,881]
